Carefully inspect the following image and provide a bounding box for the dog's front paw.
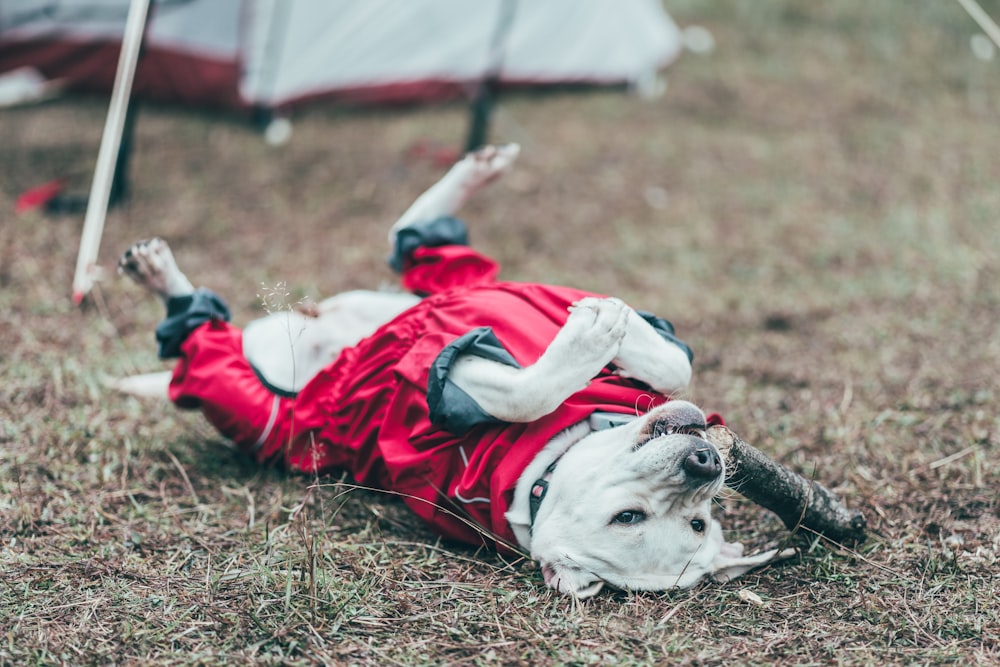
[553,297,629,369]
[567,297,629,342]
[118,237,195,301]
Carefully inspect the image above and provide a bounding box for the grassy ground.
[2,1,999,664]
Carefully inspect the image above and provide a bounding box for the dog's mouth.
[633,400,710,452]
[633,420,707,451]
[632,420,707,451]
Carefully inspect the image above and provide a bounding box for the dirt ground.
[2,2,998,665]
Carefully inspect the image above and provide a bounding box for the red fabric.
[399,245,500,295]
[170,320,294,457]
[0,41,244,110]
[169,247,710,551]
[16,179,64,213]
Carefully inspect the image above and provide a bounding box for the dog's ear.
[709,541,797,583]
[540,562,606,598]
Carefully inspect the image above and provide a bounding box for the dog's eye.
[690,519,706,533]
[612,510,646,525]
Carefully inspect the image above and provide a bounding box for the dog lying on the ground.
[116,144,789,598]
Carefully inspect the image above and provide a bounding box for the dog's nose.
[683,446,722,481]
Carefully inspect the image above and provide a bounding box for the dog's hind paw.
[118,237,195,302]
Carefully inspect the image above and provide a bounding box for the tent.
[3,0,687,302]
[0,0,683,113]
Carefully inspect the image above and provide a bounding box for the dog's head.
[525,400,784,598]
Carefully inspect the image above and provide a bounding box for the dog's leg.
[388,143,520,241]
[613,314,692,394]
[118,237,195,304]
[448,297,629,423]
[116,238,298,461]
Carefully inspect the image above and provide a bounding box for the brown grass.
[1,1,998,664]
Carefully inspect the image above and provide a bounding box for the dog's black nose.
[683,447,722,481]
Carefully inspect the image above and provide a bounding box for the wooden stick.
[706,425,868,545]
[72,0,151,305]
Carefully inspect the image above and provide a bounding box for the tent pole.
[72,0,153,305]
[466,77,500,153]
[465,0,518,152]
[109,86,141,208]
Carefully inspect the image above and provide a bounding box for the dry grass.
[2,1,999,664]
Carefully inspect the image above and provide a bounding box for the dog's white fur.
[116,145,790,597]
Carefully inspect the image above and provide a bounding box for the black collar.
[528,412,633,529]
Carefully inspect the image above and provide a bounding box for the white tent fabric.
[1,0,242,58]
[0,0,683,111]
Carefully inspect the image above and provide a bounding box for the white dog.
[117,145,788,597]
